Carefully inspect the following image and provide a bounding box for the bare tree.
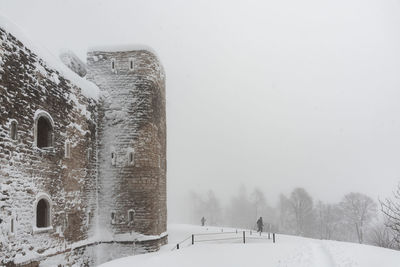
[380,183,400,246]
[251,188,267,220]
[289,188,314,236]
[186,191,208,225]
[315,201,344,240]
[205,190,222,225]
[251,188,277,231]
[278,193,295,234]
[226,184,254,228]
[340,192,377,244]
[368,223,396,249]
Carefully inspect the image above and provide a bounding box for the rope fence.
[195,237,243,243]
[172,228,276,251]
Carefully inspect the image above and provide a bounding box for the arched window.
[36,198,51,228]
[10,120,17,140]
[37,117,53,148]
[34,111,54,149]
[128,209,135,223]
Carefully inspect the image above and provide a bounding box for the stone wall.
[87,50,167,237]
[0,27,97,265]
[39,235,168,267]
[0,25,167,266]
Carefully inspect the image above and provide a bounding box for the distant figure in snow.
[201,217,206,226]
[256,217,264,233]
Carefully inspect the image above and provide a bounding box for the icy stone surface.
[87,49,167,238]
[0,12,167,267]
[59,50,87,77]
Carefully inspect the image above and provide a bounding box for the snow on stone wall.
[86,50,167,238]
[0,26,98,265]
[59,50,87,78]
[0,19,167,266]
[0,13,99,100]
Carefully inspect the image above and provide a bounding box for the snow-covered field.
[99,224,400,267]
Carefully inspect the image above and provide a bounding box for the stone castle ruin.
[0,18,167,266]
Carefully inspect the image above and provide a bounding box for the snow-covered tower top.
[87,45,164,84]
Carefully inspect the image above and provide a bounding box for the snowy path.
[311,242,336,267]
[99,224,400,267]
[275,241,336,267]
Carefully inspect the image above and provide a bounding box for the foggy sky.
[2,0,400,221]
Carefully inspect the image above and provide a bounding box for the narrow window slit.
[111,212,116,224]
[65,141,71,158]
[111,151,116,166]
[10,218,14,234]
[111,59,115,71]
[129,58,134,71]
[128,151,134,165]
[87,148,92,161]
[10,121,17,140]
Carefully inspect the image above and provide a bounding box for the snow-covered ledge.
[33,226,53,234]
[91,227,168,244]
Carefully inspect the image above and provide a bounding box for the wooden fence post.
[177,243,180,249]
[273,233,276,243]
[243,231,246,243]
[192,234,194,245]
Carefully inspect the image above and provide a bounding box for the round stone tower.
[86,47,166,243]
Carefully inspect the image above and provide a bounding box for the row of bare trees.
[185,185,400,249]
[279,189,378,244]
[187,186,275,230]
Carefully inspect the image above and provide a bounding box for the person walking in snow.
[256,217,264,233]
[201,216,206,226]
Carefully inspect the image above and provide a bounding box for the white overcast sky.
[2,0,400,219]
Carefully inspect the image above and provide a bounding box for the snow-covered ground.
[99,224,400,267]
